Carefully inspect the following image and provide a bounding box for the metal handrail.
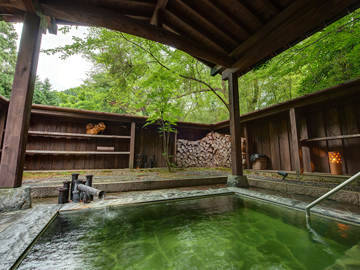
[306,171,360,217]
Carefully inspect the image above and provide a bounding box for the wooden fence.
[0,79,359,174]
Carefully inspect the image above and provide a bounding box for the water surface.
[18,195,360,269]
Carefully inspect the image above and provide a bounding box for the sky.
[14,23,91,91]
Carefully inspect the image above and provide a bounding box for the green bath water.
[18,195,360,269]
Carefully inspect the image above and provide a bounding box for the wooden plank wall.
[249,114,293,171]
[25,117,132,170]
[246,100,360,175]
[23,116,187,170]
[306,103,360,175]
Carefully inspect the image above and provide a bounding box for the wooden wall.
[306,103,360,175]
[243,99,360,175]
[247,112,294,171]
[1,79,360,173]
[25,117,132,170]
[21,113,211,170]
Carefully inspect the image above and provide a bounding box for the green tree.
[32,76,60,106]
[137,70,183,172]
[0,21,18,98]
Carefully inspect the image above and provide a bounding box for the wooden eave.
[0,0,358,74]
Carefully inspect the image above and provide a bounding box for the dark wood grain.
[129,122,136,169]
[0,13,42,188]
[228,72,243,175]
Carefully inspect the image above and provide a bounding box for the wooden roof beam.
[10,0,58,34]
[178,0,245,44]
[203,0,253,36]
[0,0,13,7]
[41,0,234,67]
[261,0,282,14]
[165,6,233,54]
[221,0,358,80]
[234,0,266,25]
[10,0,36,13]
[150,0,168,26]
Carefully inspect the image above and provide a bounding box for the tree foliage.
[33,77,60,106]
[0,21,17,98]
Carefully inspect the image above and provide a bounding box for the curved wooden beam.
[40,0,234,67]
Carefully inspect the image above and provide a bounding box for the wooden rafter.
[203,0,253,36]
[222,0,358,79]
[0,0,13,7]
[41,0,234,67]
[177,0,245,44]
[10,0,35,13]
[150,0,168,26]
[165,6,233,54]
[261,0,282,14]
[9,0,58,34]
[234,0,266,26]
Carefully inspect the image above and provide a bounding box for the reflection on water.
[18,195,360,270]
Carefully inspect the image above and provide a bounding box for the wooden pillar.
[129,122,136,169]
[300,117,312,173]
[0,108,7,149]
[228,72,243,175]
[0,13,42,188]
[244,123,251,169]
[289,108,302,173]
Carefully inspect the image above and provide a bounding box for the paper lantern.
[328,152,343,175]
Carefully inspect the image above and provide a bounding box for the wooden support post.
[228,72,243,176]
[244,123,251,169]
[129,122,136,169]
[300,116,312,172]
[0,109,7,149]
[289,108,302,173]
[0,13,42,188]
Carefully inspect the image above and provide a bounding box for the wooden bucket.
[252,157,267,170]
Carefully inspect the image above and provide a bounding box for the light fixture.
[328,152,343,175]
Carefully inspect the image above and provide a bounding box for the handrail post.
[306,171,360,216]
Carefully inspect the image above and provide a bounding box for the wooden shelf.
[25,150,130,155]
[301,134,360,142]
[27,131,131,140]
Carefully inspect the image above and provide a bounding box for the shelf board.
[27,131,131,140]
[300,134,360,142]
[25,150,130,155]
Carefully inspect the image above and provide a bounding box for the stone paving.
[0,204,62,270]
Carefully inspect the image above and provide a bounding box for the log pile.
[176,132,246,168]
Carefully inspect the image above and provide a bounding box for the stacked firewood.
[176,132,246,168]
[86,122,106,135]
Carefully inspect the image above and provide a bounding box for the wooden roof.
[1,0,360,77]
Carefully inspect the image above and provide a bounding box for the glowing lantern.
[328,152,343,175]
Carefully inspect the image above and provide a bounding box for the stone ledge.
[31,177,228,198]
[0,186,31,213]
[248,178,360,205]
[0,204,61,270]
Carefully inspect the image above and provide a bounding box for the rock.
[0,186,31,213]
[226,175,249,188]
